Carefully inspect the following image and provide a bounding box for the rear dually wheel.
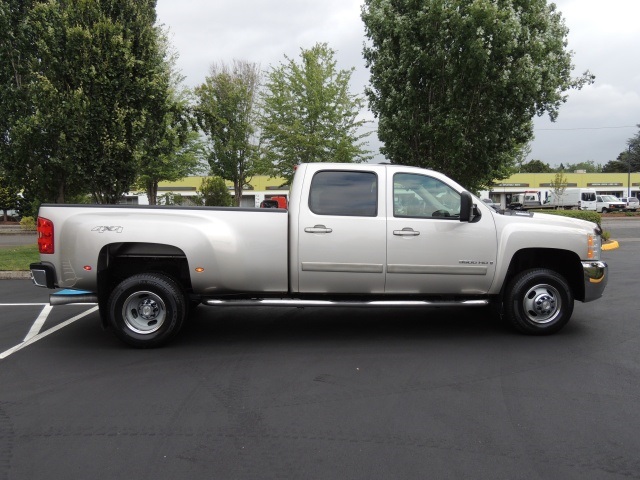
[107,273,186,348]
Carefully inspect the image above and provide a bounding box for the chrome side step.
[203,298,489,308]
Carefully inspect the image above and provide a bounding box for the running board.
[203,298,489,308]
[50,289,99,306]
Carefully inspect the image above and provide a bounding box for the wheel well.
[504,248,584,301]
[96,243,192,328]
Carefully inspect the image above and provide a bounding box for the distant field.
[0,244,39,271]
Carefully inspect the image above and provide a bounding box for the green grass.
[0,244,40,271]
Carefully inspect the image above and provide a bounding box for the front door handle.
[305,225,333,234]
[393,227,420,237]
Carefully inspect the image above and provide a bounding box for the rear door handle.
[305,225,333,234]
[393,227,420,237]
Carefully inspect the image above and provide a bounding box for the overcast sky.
[155,0,640,168]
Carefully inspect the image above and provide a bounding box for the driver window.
[393,173,461,219]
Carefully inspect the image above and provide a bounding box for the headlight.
[587,232,601,260]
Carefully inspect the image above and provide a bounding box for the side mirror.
[460,191,473,222]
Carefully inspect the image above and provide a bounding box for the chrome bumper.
[582,261,608,302]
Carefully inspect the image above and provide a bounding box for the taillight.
[37,217,54,254]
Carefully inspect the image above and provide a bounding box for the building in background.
[122,176,289,207]
[480,172,639,209]
[123,170,639,209]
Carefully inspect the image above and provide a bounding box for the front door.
[385,172,497,295]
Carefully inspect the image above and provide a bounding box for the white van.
[546,188,597,211]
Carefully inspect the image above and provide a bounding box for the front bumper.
[582,261,608,302]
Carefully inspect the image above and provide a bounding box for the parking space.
[0,280,98,360]
[0,219,639,479]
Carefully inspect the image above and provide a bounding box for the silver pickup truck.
[30,162,608,347]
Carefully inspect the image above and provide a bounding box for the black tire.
[107,273,186,348]
[601,208,608,214]
[504,268,573,335]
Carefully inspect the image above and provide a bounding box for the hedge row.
[529,209,601,225]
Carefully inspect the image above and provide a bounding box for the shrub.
[20,216,36,231]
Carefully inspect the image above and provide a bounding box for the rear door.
[296,168,386,293]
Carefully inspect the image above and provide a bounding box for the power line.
[536,125,637,131]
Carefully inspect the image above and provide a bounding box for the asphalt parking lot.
[1,218,639,479]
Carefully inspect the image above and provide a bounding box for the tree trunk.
[146,179,158,205]
[233,181,242,207]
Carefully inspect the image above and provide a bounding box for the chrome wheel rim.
[522,283,562,324]
[122,291,166,334]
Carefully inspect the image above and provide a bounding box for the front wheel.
[504,269,574,335]
[107,273,186,348]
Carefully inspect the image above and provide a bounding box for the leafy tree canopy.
[197,176,233,207]
[520,160,553,173]
[362,0,594,192]
[135,28,204,205]
[194,60,261,206]
[0,0,171,204]
[0,176,19,221]
[259,43,371,184]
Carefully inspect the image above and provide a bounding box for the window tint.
[309,171,378,217]
[581,192,596,201]
[393,173,460,219]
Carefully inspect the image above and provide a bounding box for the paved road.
[0,232,36,248]
[0,219,638,479]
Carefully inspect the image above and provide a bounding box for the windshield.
[601,195,619,201]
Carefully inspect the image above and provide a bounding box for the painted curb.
[602,240,619,251]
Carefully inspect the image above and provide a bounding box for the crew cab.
[30,163,608,347]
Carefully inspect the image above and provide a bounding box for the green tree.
[194,60,261,207]
[561,161,602,173]
[0,0,84,204]
[135,29,203,205]
[197,176,233,207]
[362,0,594,192]
[0,0,167,204]
[0,176,19,221]
[521,160,553,173]
[259,43,371,184]
[549,171,568,206]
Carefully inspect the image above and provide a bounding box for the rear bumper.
[30,262,56,289]
[582,261,608,302]
[31,262,98,305]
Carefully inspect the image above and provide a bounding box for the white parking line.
[24,305,53,342]
[0,303,48,306]
[0,306,99,360]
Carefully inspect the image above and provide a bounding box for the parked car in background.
[596,195,626,213]
[481,198,500,211]
[619,197,639,212]
[547,188,597,211]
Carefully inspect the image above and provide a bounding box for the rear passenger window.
[309,171,378,217]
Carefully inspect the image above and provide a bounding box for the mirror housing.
[460,191,473,222]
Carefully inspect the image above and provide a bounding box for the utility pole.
[629,144,632,198]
